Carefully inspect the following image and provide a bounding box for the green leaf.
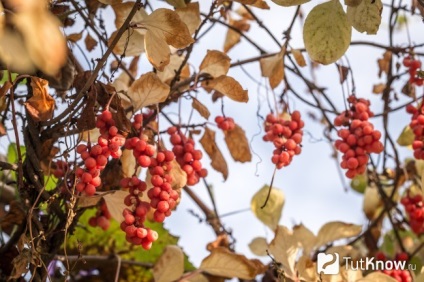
[347,0,383,35]
[250,185,285,231]
[271,0,310,7]
[397,125,414,147]
[65,209,195,281]
[303,0,351,65]
[7,143,26,180]
[350,173,367,193]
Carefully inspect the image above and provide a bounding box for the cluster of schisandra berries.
[403,56,423,86]
[334,96,383,179]
[375,252,412,282]
[262,111,304,169]
[406,103,424,160]
[167,126,207,185]
[215,116,235,131]
[401,193,424,235]
[88,201,112,230]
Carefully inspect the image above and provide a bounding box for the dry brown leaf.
[98,0,123,4]
[377,51,392,77]
[170,159,187,189]
[336,64,350,84]
[67,31,83,43]
[157,54,189,84]
[9,250,30,279]
[127,72,170,111]
[144,30,171,71]
[223,19,250,53]
[297,255,318,282]
[85,33,98,52]
[153,246,184,282]
[165,0,187,7]
[292,223,317,254]
[372,83,386,94]
[268,226,299,280]
[76,88,96,131]
[224,124,251,162]
[77,194,102,208]
[260,48,285,89]
[176,2,201,35]
[200,247,266,279]
[248,237,268,256]
[199,50,231,78]
[121,149,137,178]
[192,98,211,120]
[25,77,55,122]
[112,2,148,29]
[0,30,35,74]
[103,190,129,222]
[315,221,362,248]
[291,49,306,67]
[110,30,145,57]
[203,75,248,103]
[13,7,67,76]
[235,6,255,20]
[0,201,25,230]
[200,127,228,180]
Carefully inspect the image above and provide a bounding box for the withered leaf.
[336,64,350,84]
[109,30,145,57]
[269,226,298,279]
[127,72,170,111]
[291,49,306,67]
[192,98,211,120]
[224,124,251,162]
[372,83,386,94]
[144,30,171,71]
[156,54,189,84]
[121,149,138,178]
[76,87,96,131]
[260,48,285,89]
[84,33,98,52]
[112,2,148,29]
[199,50,231,78]
[203,75,248,103]
[200,127,228,180]
[67,31,83,43]
[153,246,184,282]
[377,51,392,77]
[0,201,25,231]
[315,221,362,247]
[224,19,250,53]
[231,0,270,8]
[170,159,187,190]
[25,77,55,122]
[176,2,201,35]
[103,190,129,221]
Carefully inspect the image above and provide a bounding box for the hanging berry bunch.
[215,116,235,131]
[262,111,304,169]
[403,56,423,86]
[334,95,383,179]
[406,103,424,160]
[401,193,424,235]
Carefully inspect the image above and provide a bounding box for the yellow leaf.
[156,54,189,84]
[176,2,201,35]
[200,247,266,279]
[192,98,211,120]
[291,49,307,67]
[25,77,55,122]
[248,237,268,256]
[127,72,170,111]
[199,50,231,78]
[153,246,184,282]
[224,124,252,162]
[297,255,318,282]
[397,125,414,147]
[199,127,229,180]
[13,8,67,75]
[268,226,298,279]
[251,185,284,230]
[363,186,383,220]
[103,190,129,222]
[271,0,310,7]
[144,30,171,71]
[292,224,317,254]
[203,75,248,103]
[109,30,145,57]
[347,0,383,35]
[0,30,35,74]
[260,48,285,89]
[315,221,362,248]
[303,0,351,65]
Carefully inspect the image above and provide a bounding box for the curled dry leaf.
[372,83,386,94]
[136,8,194,70]
[315,221,362,248]
[199,50,231,78]
[291,49,307,67]
[377,51,392,77]
[203,75,248,103]
[251,185,284,230]
[176,2,201,35]
[303,0,351,65]
[153,245,184,282]
[66,31,83,43]
[223,18,250,53]
[192,98,211,120]
[292,223,317,255]
[248,237,268,256]
[169,159,187,189]
[260,48,285,89]
[347,0,383,35]
[200,247,266,279]
[199,127,229,180]
[103,190,129,222]
[112,2,148,29]
[127,72,170,112]
[268,226,299,279]
[85,33,98,52]
[224,124,252,162]
[25,77,55,122]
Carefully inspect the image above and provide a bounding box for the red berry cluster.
[376,252,412,282]
[262,111,304,169]
[403,56,423,86]
[147,149,179,223]
[119,176,158,250]
[53,160,68,178]
[405,104,424,159]
[167,126,207,185]
[124,136,156,168]
[401,194,424,234]
[88,201,111,231]
[334,96,383,179]
[215,116,235,131]
[95,110,126,159]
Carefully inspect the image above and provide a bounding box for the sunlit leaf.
[176,2,201,35]
[303,0,351,65]
[291,49,307,67]
[315,221,362,248]
[103,190,129,222]
[223,19,250,53]
[268,226,298,279]
[192,98,211,120]
[297,255,318,282]
[397,125,414,147]
[153,246,184,282]
[199,50,231,78]
[248,237,268,256]
[25,77,55,122]
[350,173,367,193]
[292,224,316,255]
[224,124,252,162]
[260,48,285,89]
[347,0,383,35]
[199,127,229,180]
[203,75,248,103]
[250,185,284,230]
[109,30,145,57]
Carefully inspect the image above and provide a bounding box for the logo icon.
[317,253,340,275]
